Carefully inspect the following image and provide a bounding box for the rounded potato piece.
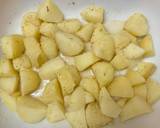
[17,96,47,123]
[55,31,84,56]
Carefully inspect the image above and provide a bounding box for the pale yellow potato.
[57,19,81,33]
[1,35,25,59]
[38,0,64,22]
[47,102,65,123]
[66,107,88,128]
[85,91,95,104]
[17,96,47,123]
[76,23,94,42]
[124,13,149,37]
[64,95,71,111]
[134,84,147,100]
[86,102,112,128]
[55,31,84,56]
[81,5,104,23]
[126,70,145,86]
[108,76,134,98]
[120,96,152,121]
[117,98,128,107]
[80,68,94,78]
[40,22,58,38]
[13,54,32,71]
[137,61,156,79]
[39,57,65,80]
[40,36,58,59]
[74,52,100,71]
[99,87,122,118]
[20,68,40,96]
[92,62,114,87]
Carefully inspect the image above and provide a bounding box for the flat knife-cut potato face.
[134,84,147,100]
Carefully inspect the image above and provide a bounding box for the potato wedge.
[134,84,147,100]
[85,91,95,104]
[117,98,128,107]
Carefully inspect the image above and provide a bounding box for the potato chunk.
[117,98,128,107]
[85,91,95,104]
[134,84,147,100]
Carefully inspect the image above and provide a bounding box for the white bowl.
[0,0,160,128]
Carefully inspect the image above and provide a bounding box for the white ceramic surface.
[0,0,160,128]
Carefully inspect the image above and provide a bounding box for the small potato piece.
[117,98,128,107]
[134,84,147,100]
[55,31,84,56]
[38,0,64,23]
[120,96,152,121]
[137,62,156,79]
[1,35,25,59]
[99,87,122,118]
[126,70,145,86]
[81,5,104,23]
[124,13,148,37]
[17,96,47,123]
[40,36,58,59]
[76,23,94,42]
[108,76,134,98]
[74,52,100,71]
[92,62,114,87]
[80,68,94,78]
[13,55,31,71]
[39,57,65,80]
[123,43,145,59]
[20,68,40,96]
[57,19,81,33]
[85,91,95,104]
[86,102,112,128]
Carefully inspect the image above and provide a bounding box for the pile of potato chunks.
[0,0,160,127]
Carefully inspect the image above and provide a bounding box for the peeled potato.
[85,91,95,104]
[117,98,128,107]
[134,84,147,100]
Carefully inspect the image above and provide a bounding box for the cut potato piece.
[1,35,25,59]
[120,96,152,121]
[74,52,100,71]
[57,19,81,33]
[85,91,95,104]
[40,36,58,59]
[76,23,94,42]
[134,84,147,100]
[92,62,114,87]
[86,102,112,128]
[66,107,88,128]
[126,70,145,86]
[99,87,121,118]
[146,79,160,104]
[38,0,64,22]
[47,102,65,123]
[13,54,31,71]
[80,69,94,78]
[117,98,128,107]
[20,68,40,96]
[137,62,156,79]
[81,5,104,23]
[39,57,65,80]
[108,76,133,98]
[17,96,47,123]
[123,43,145,59]
[124,13,148,37]
[55,31,84,56]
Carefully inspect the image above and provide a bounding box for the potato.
[120,96,152,121]
[92,62,114,87]
[39,57,65,80]
[40,22,58,38]
[126,70,145,86]
[99,87,122,118]
[86,102,112,128]
[13,54,32,71]
[81,5,104,23]
[117,98,128,107]
[57,65,80,96]
[60,54,75,65]
[146,79,160,104]
[17,96,47,123]
[1,35,25,59]
[57,19,81,33]
[123,43,145,59]
[38,0,64,22]
[85,91,95,104]
[124,13,148,37]
[134,84,147,100]
[64,95,71,111]
[55,31,84,56]
[40,36,58,59]
[76,23,94,42]
[137,62,156,79]
[108,76,134,98]
[66,107,88,128]
[80,78,99,100]
[80,68,94,78]
[74,52,100,71]
[20,68,40,96]
[47,102,65,123]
